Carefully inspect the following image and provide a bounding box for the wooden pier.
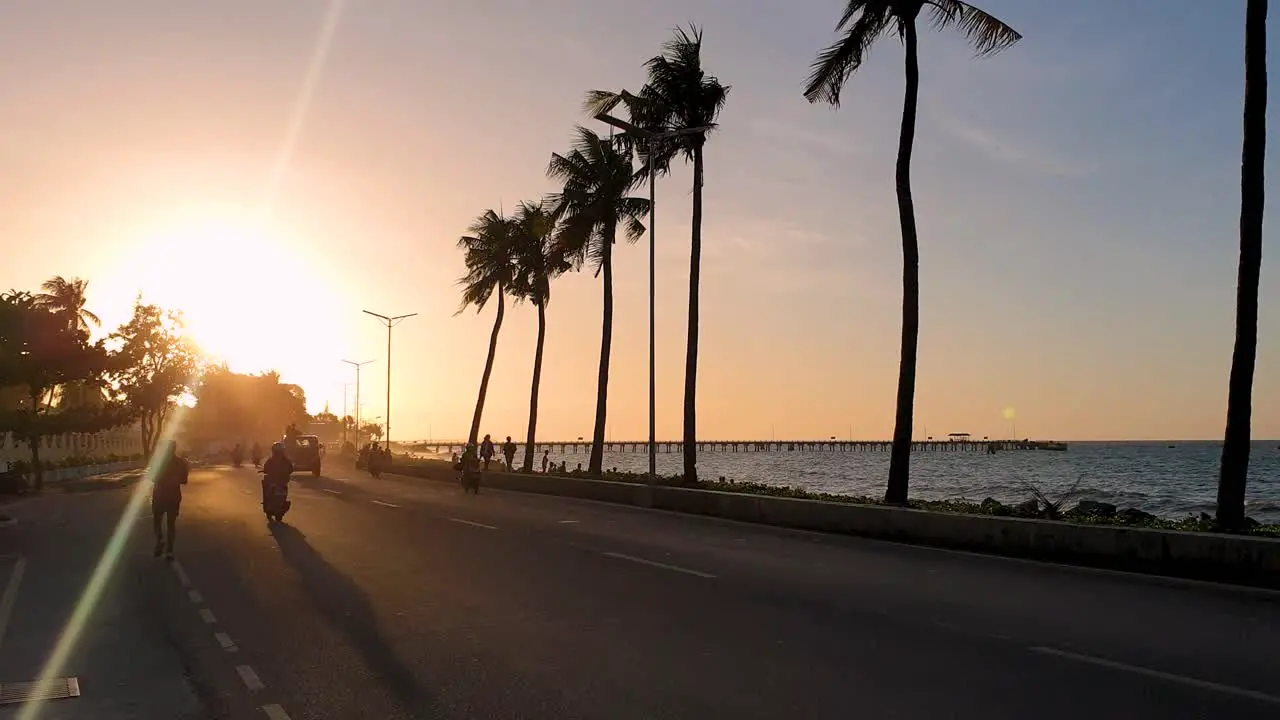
[408,439,1065,455]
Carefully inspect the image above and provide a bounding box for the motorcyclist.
[230,443,244,467]
[261,441,294,508]
[368,442,382,479]
[250,442,263,468]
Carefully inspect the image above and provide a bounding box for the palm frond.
[804,5,892,106]
[927,0,1022,56]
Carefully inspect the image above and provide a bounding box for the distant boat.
[1036,441,1068,452]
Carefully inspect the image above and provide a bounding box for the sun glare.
[99,212,351,409]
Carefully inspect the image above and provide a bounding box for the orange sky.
[3,0,1279,442]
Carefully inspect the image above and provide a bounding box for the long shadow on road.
[268,522,435,715]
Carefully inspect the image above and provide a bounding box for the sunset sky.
[3,0,1278,442]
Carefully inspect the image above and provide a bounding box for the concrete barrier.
[391,462,1280,588]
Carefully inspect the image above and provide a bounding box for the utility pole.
[363,310,416,452]
[342,360,373,447]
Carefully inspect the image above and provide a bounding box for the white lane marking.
[322,489,341,495]
[172,561,192,587]
[199,608,217,624]
[559,520,580,524]
[602,552,717,579]
[236,665,265,691]
[371,500,399,508]
[1030,646,1280,706]
[242,490,253,495]
[188,590,203,603]
[448,517,496,530]
[0,556,27,653]
[262,704,293,720]
[214,632,238,651]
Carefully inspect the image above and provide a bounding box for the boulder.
[1013,498,1040,517]
[1117,507,1157,524]
[979,497,1010,516]
[1072,500,1117,518]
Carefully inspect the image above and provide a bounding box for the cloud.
[945,119,1095,178]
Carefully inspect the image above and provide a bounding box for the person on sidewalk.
[152,441,189,560]
[480,434,495,471]
[502,436,517,471]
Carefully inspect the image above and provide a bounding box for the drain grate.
[0,677,82,705]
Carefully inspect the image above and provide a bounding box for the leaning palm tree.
[36,276,100,334]
[1218,0,1268,530]
[804,1,1020,504]
[510,201,571,472]
[456,209,518,447]
[547,127,649,475]
[587,25,730,484]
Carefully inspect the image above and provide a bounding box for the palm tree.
[36,276,100,334]
[547,127,649,475]
[510,201,571,472]
[587,25,730,484]
[456,209,518,447]
[804,1,1020,504]
[1218,0,1268,530]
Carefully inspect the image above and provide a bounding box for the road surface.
[3,463,1279,719]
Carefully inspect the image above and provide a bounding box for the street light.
[593,112,714,485]
[363,310,417,452]
[342,359,373,446]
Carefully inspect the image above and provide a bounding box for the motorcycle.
[231,447,244,468]
[260,472,292,523]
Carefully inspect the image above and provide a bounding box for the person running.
[480,434,495,471]
[152,441,189,560]
[502,436,517,471]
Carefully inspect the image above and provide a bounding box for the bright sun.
[102,212,350,407]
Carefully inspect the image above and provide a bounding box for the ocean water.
[468,441,1280,523]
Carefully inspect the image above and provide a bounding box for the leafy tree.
[109,299,201,456]
[804,0,1020,503]
[587,25,729,483]
[547,127,649,474]
[0,296,125,490]
[362,422,384,442]
[1218,0,1268,529]
[35,276,100,334]
[456,208,518,447]
[510,201,570,472]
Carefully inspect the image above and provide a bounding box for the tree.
[510,201,570,472]
[35,276,100,334]
[804,1,1020,503]
[1218,0,1268,529]
[362,422,384,442]
[587,25,729,483]
[0,296,125,490]
[456,209,518,447]
[109,299,201,456]
[547,127,649,475]
[182,367,308,450]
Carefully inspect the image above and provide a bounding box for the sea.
[427,441,1280,523]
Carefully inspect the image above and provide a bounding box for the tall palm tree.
[36,276,100,334]
[547,127,649,475]
[1218,0,1268,530]
[587,25,730,484]
[510,201,571,472]
[456,209,518,447]
[804,1,1020,504]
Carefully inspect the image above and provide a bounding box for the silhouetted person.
[502,436,516,470]
[541,449,550,473]
[262,441,293,506]
[152,441,189,560]
[480,434,495,470]
[251,442,263,468]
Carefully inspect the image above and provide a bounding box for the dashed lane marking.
[262,704,292,720]
[322,489,341,495]
[188,590,203,603]
[236,665,265,691]
[172,561,192,587]
[448,517,496,530]
[199,608,216,624]
[371,500,399,508]
[1029,646,1280,706]
[214,632,238,652]
[602,552,717,579]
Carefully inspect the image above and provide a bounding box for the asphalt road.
[5,463,1280,719]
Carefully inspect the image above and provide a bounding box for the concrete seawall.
[388,460,1280,589]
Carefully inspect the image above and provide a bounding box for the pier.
[407,439,1066,455]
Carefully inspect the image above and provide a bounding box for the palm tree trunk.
[1218,0,1268,529]
[682,143,706,484]
[589,232,615,475]
[885,20,922,505]
[523,300,547,472]
[468,290,506,446]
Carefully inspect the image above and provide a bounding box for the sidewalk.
[0,486,208,719]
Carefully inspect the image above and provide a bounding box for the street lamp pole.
[341,360,373,446]
[363,310,417,453]
[593,112,714,485]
